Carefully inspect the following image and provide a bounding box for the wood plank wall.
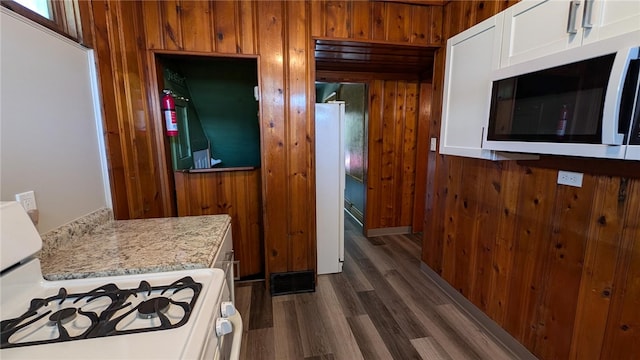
[366,80,419,231]
[423,1,640,359]
[86,1,443,281]
[174,170,262,278]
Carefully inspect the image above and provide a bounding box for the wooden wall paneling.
[238,0,256,54]
[351,1,371,40]
[391,81,407,226]
[385,2,412,42]
[532,175,597,359]
[474,0,502,23]
[173,172,190,215]
[365,80,384,231]
[160,0,183,50]
[601,180,640,359]
[173,171,263,278]
[503,166,557,349]
[380,81,399,227]
[410,5,430,45]
[212,1,239,54]
[421,47,445,273]
[256,0,288,274]
[325,0,350,38]
[458,1,476,32]
[223,171,263,278]
[121,1,164,218]
[91,1,129,219]
[286,0,314,271]
[246,170,265,278]
[440,158,463,284]
[370,1,386,41]
[92,0,164,219]
[485,161,522,324]
[569,177,629,359]
[428,5,443,44]
[77,0,94,48]
[310,0,326,38]
[146,51,177,218]
[452,159,486,298]
[142,1,163,49]
[442,0,461,40]
[179,1,213,52]
[468,161,501,312]
[411,82,431,233]
[400,83,418,227]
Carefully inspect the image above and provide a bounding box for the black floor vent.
[270,270,315,296]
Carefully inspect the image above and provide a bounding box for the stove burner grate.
[137,297,170,319]
[48,308,77,325]
[0,276,202,349]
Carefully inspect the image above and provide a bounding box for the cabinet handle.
[567,0,581,34]
[582,0,594,29]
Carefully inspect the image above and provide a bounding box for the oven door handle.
[227,310,243,360]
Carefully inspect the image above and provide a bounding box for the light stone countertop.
[39,213,231,281]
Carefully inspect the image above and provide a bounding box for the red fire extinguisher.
[161,89,178,137]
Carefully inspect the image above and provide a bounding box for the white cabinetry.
[583,0,640,44]
[440,14,536,160]
[501,0,640,67]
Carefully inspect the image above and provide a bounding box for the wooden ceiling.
[314,38,437,80]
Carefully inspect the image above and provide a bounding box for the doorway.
[315,82,368,226]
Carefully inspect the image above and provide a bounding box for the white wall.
[0,8,111,233]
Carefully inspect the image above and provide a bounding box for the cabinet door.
[440,14,503,159]
[582,0,640,45]
[501,0,584,67]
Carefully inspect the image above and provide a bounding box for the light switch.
[430,137,437,152]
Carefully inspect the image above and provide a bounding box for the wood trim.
[181,167,259,173]
[1,0,75,41]
[412,82,432,232]
[146,50,176,218]
[316,70,421,82]
[151,49,260,60]
[380,0,447,6]
[366,226,412,237]
[313,35,440,48]
[517,156,640,179]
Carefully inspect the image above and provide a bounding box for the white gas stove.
[0,202,242,359]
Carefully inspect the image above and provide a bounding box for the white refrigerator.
[315,102,345,274]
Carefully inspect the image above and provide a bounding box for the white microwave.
[483,31,640,160]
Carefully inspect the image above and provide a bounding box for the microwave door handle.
[582,0,594,29]
[602,47,639,145]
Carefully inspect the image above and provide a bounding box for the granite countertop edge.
[38,209,231,281]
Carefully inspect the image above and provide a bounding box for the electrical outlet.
[15,191,37,211]
[430,137,437,152]
[557,170,583,187]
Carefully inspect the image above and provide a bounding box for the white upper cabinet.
[501,0,640,67]
[582,0,640,44]
[440,14,536,160]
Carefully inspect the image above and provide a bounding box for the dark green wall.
[176,57,260,168]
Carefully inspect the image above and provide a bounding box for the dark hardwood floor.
[235,217,522,359]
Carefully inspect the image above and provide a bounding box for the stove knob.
[220,301,236,318]
[216,317,233,337]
